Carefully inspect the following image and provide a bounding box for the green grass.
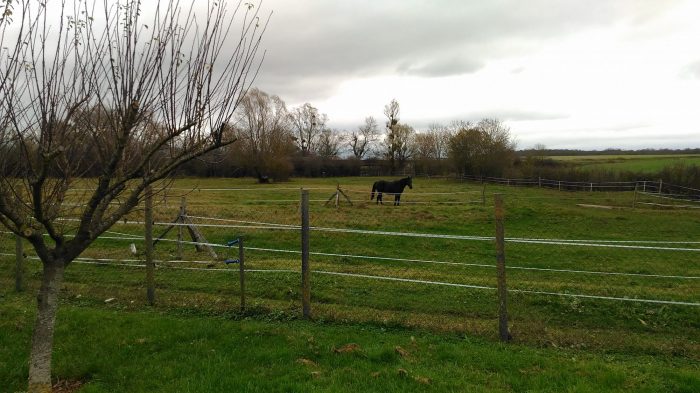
[1,177,699,391]
[548,154,700,173]
[1,293,698,392]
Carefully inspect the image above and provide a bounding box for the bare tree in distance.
[0,0,269,391]
[448,119,516,177]
[348,116,378,159]
[316,128,345,159]
[289,103,328,156]
[392,123,416,171]
[383,99,401,174]
[234,88,294,182]
[417,123,453,160]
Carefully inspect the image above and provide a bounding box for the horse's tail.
[371,182,376,200]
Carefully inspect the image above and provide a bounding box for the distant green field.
[548,154,700,173]
[1,177,699,391]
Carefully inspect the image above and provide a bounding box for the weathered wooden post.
[177,196,186,260]
[238,237,246,312]
[494,194,511,342]
[301,189,311,319]
[558,180,562,191]
[590,182,593,192]
[633,183,638,208]
[145,185,155,305]
[15,234,24,292]
[335,184,340,208]
[658,179,663,195]
[538,177,542,188]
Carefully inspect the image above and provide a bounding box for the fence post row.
[238,237,246,312]
[145,185,155,305]
[494,194,511,342]
[301,189,311,319]
[15,233,24,292]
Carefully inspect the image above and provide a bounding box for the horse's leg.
[378,193,383,205]
[395,194,400,206]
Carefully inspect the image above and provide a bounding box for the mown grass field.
[548,154,700,173]
[1,177,699,391]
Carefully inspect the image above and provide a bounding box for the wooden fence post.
[301,189,311,319]
[335,184,340,208]
[481,182,486,206]
[145,185,155,305]
[494,194,511,342]
[15,234,24,292]
[658,179,663,195]
[633,183,638,208]
[558,180,562,191]
[239,237,246,312]
[177,196,186,260]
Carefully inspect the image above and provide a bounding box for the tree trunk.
[28,262,65,393]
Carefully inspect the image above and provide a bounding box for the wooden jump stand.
[152,198,218,259]
[324,184,353,208]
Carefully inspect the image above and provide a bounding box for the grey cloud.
[680,60,700,79]
[483,110,570,122]
[399,110,569,132]
[397,57,483,77]
[252,0,681,102]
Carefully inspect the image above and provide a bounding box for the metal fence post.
[301,189,311,319]
[494,194,511,342]
[239,237,246,312]
[145,185,155,305]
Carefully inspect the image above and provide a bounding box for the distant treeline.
[518,148,700,157]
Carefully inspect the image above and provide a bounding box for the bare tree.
[448,119,516,177]
[316,128,344,159]
[289,102,327,156]
[392,123,416,170]
[234,88,293,182]
[348,116,378,159]
[383,99,401,174]
[0,1,268,391]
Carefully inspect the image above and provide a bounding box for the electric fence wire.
[2,252,696,307]
[3,233,698,280]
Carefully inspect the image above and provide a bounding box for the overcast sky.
[248,0,700,150]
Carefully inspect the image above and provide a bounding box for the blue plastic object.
[223,237,241,265]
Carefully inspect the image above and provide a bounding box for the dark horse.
[371,176,413,205]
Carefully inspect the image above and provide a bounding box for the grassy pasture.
[548,154,700,173]
[1,177,699,391]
